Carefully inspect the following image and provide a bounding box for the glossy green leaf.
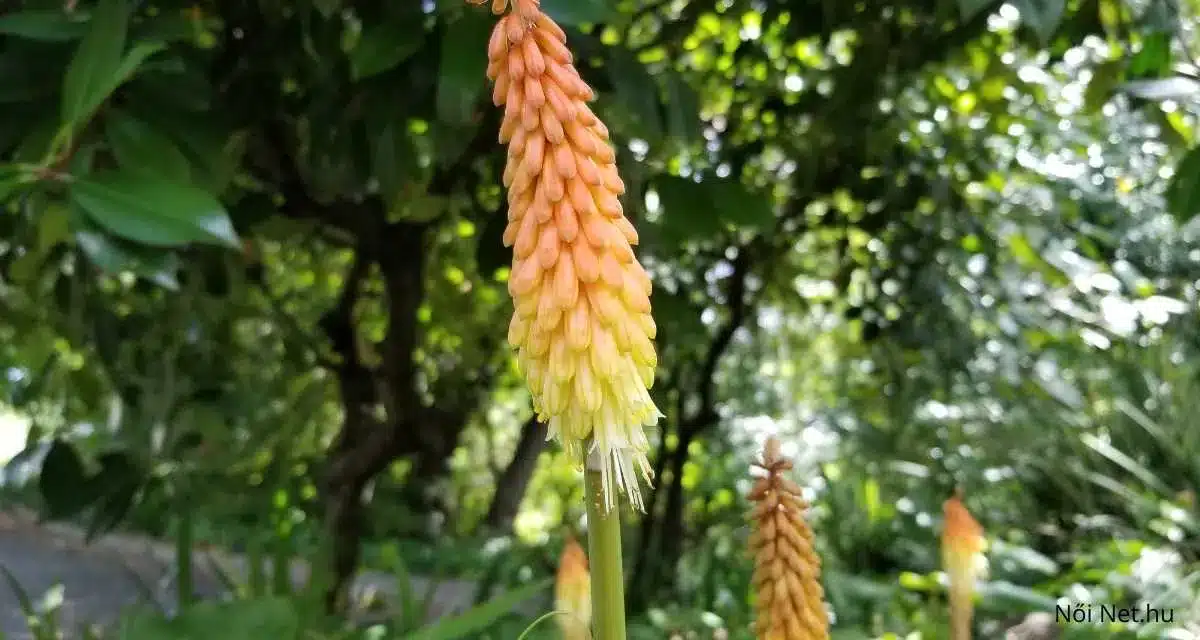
[70,171,240,248]
[403,578,551,640]
[436,12,492,125]
[0,10,89,41]
[1167,146,1200,222]
[349,22,424,80]
[105,109,193,182]
[129,107,244,195]
[61,0,129,127]
[75,228,181,289]
[108,41,167,93]
[654,175,775,244]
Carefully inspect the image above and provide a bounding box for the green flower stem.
[585,448,627,640]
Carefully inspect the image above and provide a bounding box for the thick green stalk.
[585,450,627,640]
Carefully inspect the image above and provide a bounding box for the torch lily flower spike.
[942,489,985,640]
[748,437,829,640]
[469,0,662,512]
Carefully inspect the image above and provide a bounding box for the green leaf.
[540,0,614,25]
[76,228,181,289]
[1012,0,1065,44]
[70,171,240,248]
[349,22,424,80]
[1082,60,1122,113]
[105,109,193,182]
[38,439,95,519]
[61,0,129,128]
[404,578,551,640]
[129,107,244,195]
[664,71,703,151]
[108,41,167,93]
[12,116,61,164]
[85,450,145,540]
[402,195,450,223]
[367,108,419,206]
[654,175,775,244]
[31,200,71,264]
[0,171,34,204]
[604,47,664,142]
[436,12,492,125]
[1129,32,1171,77]
[1166,146,1200,222]
[0,10,89,41]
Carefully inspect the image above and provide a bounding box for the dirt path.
[0,509,539,638]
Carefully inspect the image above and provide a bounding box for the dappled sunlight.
[0,410,30,467]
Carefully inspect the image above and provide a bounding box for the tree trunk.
[629,426,694,613]
[482,416,547,532]
[655,429,694,585]
[629,419,674,610]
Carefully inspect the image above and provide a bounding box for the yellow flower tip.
[748,436,829,640]
[480,0,661,512]
[555,536,591,640]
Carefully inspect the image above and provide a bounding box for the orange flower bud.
[555,537,591,640]
[942,491,985,640]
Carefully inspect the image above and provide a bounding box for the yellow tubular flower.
[471,0,661,511]
[942,490,985,640]
[747,437,829,640]
[555,536,592,640]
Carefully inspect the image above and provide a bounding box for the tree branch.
[681,244,756,433]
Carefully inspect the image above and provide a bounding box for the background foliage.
[3,0,1200,636]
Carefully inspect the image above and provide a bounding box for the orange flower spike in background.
[472,0,662,511]
[942,489,985,640]
[747,437,829,640]
[555,536,592,640]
